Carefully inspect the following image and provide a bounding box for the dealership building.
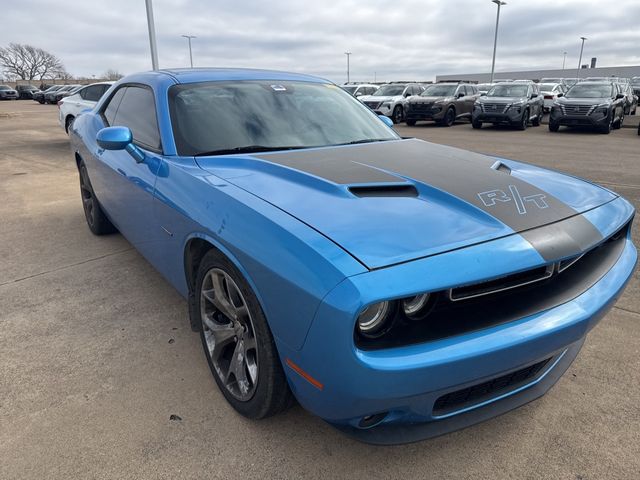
[436,64,640,83]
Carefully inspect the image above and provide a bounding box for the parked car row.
[346,79,636,135]
[58,82,113,133]
[0,85,19,100]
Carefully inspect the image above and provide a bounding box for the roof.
[137,67,330,85]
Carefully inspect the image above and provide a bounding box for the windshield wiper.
[332,138,393,147]
[194,145,307,156]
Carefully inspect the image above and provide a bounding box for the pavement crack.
[0,248,134,287]
[613,305,640,317]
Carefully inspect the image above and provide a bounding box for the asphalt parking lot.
[1,101,639,480]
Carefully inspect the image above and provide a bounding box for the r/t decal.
[478,185,549,215]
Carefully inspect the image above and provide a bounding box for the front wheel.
[65,116,75,134]
[548,121,559,132]
[196,250,293,419]
[78,163,117,235]
[392,106,404,124]
[441,107,456,127]
[405,119,416,126]
[532,107,542,126]
[471,119,482,129]
[614,112,624,129]
[516,109,529,130]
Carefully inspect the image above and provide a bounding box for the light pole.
[490,0,506,84]
[182,35,196,68]
[562,51,567,71]
[144,0,159,70]
[576,37,587,79]
[344,52,352,83]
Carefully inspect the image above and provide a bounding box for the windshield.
[0,85,10,90]
[487,84,528,97]
[373,84,405,96]
[565,84,612,98]
[169,81,399,156]
[342,86,357,94]
[422,85,457,97]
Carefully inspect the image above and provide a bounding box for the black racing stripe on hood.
[256,138,604,259]
[519,215,605,261]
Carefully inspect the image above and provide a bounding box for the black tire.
[600,114,612,134]
[532,107,542,126]
[405,119,416,126]
[38,99,44,104]
[516,109,529,130]
[195,249,293,419]
[392,105,404,124]
[65,116,75,134]
[78,162,117,235]
[471,120,482,129]
[614,112,623,130]
[441,107,455,127]
[548,121,560,132]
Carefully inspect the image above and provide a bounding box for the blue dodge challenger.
[69,68,637,444]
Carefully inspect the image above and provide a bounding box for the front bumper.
[278,199,636,444]
[550,108,610,126]
[472,109,521,125]
[405,105,446,121]
[0,93,18,100]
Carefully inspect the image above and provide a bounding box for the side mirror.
[616,93,624,99]
[557,93,564,97]
[404,92,411,98]
[530,93,538,98]
[97,126,145,163]
[457,92,465,98]
[480,92,487,96]
[355,91,363,97]
[378,115,394,128]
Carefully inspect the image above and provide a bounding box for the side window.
[82,85,104,102]
[103,87,127,126]
[112,86,161,151]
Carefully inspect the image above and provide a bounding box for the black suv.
[549,82,625,134]
[472,82,544,130]
[15,85,39,100]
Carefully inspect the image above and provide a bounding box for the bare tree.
[102,69,124,81]
[0,43,66,81]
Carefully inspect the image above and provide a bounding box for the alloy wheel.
[200,268,259,401]
[79,167,95,228]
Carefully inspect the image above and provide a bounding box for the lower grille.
[560,104,593,115]
[481,102,509,113]
[364,101,382,109]
[433,357,552,416]
[410,102,433,112]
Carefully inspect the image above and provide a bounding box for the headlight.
[381,102,391,108]
[357,301,394,337]
[593,103,609,114]
[402,294,432,320]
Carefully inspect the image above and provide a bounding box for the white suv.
[59,82,113,133]
[359,83,426,124]
[341,83,379,98]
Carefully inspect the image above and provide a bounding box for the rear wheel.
[441,107,456,127]
[196,250,293,419]
[65,116,75,134]
[532,107,542,126]
[78,162,117,235]
[392,105,404,124]
[600,113,613,134]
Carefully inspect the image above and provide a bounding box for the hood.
[196,139,616,269]
[360,95,401,103]
[410,96,452,103]
[478,96,526,103]
[558,96,611,105]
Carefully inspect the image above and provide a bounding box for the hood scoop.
[348,184,419,198]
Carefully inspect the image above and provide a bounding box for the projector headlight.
[357,301,394,337]
[402,293,432,320]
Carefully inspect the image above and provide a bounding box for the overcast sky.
[2,0,640,82]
